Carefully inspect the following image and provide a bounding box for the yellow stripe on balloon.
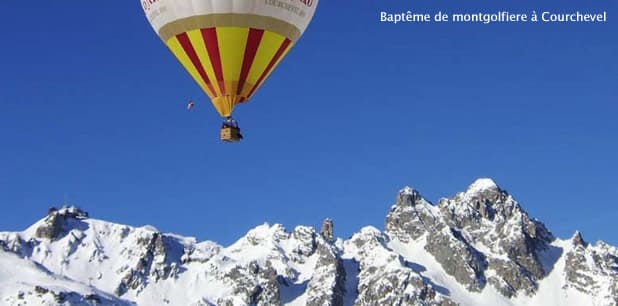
[217,27,249,95]
[186,29,222,97]
[166,37,215,98]
[259,42,293,88]
[241,31,287,98]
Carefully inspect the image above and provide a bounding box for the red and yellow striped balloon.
[142,0,319,117]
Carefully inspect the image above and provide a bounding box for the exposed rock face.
[424,226,487,292]
[486,257,537,298]
[306,239,346,306]
[320,218,334,241]
[441,180,554,292]
[34,212,63,240]
[346,227,456,306]
[216,260,280,306]
[115,232,184,296]
[385,179,558,297]
[385,187,437,242]
[34,206,89,240]
[385,186,488,292]
[565,233,595,292]
[563,232,618,306]
[1,181,618,306]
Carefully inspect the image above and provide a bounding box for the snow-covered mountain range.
[1,178,617,305]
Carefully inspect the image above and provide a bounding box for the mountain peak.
[571,230,586,247]
[395,186,427,208]
[466,178,499,193]
[399,186,415,195]
[32,205,89,240]
[47,205,89,219]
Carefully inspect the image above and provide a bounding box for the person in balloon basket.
[222,117,243,140]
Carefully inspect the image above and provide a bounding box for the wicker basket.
[220,127,242,142]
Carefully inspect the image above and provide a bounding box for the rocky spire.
[320,218,334,241]
[571,231,586,247]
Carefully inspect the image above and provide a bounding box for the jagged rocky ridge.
[0,179,616,306]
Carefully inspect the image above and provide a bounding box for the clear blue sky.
[1,0,616,246]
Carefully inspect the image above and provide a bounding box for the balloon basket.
[220,126,242,142]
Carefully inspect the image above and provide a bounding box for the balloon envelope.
[142,0,319,117]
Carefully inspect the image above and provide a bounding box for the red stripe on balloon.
[176,33,216,95]
[201,28,225,94]
[247,38,291,98]
[237,28,265,96]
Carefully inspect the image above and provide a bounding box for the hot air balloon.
[141,0,319,142]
